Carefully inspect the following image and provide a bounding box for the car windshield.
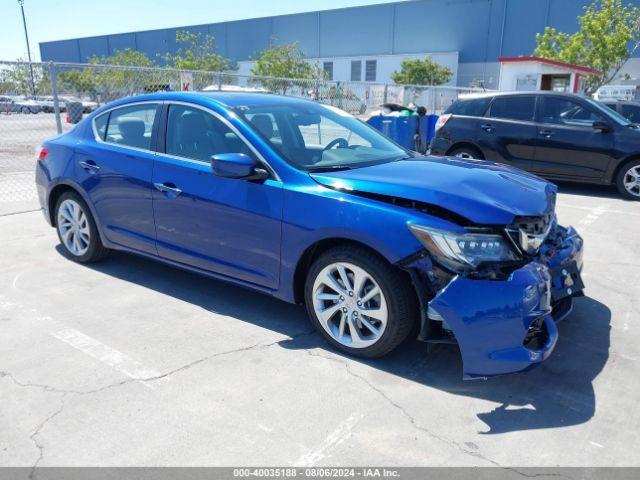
[586,98,632,126]
[234,102,411,171]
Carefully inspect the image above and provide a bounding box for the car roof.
[458,91,587,101]
[108,91,316,109]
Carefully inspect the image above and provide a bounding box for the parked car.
[0,95,42,114]
[31,96,60,113]
[601,100,640,125]
[35,92,585,379]
[430,91,640,200]
[59,95,99,113]
[593,84,638,102]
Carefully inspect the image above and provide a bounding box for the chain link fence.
[0,60,489,215]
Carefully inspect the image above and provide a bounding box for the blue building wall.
[39,0,640,73]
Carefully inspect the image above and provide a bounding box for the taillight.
[435,114,452,131]
[36,145,48,161]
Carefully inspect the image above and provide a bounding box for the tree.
[251,41,324,94]
[58,68,98,97]
[534,0,640,93]
[89,48,158,100]
[391,58,453,86]
[0,59,50,96]
[164,30,231,72]
[92,48,155,68]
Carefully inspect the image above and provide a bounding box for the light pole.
[18,0,36,96]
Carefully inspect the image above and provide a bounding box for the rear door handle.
[539,129,555,138]
[154,182,182,197]
[79,160,100,172]
[481,123,494,132]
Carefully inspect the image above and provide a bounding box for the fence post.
[431,87,436,114]
[49,62,63,134]
[383,84,388,104]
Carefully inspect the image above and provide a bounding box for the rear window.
[445,97,491,116]
[489,96,535,122]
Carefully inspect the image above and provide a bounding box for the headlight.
[409,224,520,273]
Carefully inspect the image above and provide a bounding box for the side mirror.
[592,121,612,133]
[211,153,269,181]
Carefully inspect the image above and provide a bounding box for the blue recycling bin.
[367,115,419,150]
[425,114,439,143]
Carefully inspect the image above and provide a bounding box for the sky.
[1,0,403,61]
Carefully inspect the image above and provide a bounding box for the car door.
[532,96,614,179]
[152,102,283,289]
[476,95,537,170]
[75,102,160,255]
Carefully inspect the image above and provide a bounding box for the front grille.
[513,213,554,236]
[506,213,556,255]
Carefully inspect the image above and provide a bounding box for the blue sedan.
[35,92,585,378]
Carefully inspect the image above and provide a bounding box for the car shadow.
[555,181,620,200]
[64,247,611,435]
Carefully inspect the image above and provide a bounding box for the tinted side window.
[166,105,252,162]
[540,97,605,126]
[489,96,535,121]
[105,104,157,149]
[446,97,491,116]
[620,104,640,123]
[94,112,109,141]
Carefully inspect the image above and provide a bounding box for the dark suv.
[430,92,640,199]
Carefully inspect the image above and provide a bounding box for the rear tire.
[615,159,640,200]
[449,146,484,160]
[304,246,418,358]
[55,191,109,263]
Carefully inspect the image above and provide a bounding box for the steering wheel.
[323,138,349,151]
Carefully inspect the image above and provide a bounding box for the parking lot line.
[51,327,161,389]
[561,203,640,217]
[575,205,607,230]
[294,412,365,467]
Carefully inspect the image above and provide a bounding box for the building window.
[365,60,377,82]
[323,62,334,81]
[350,61,362,81]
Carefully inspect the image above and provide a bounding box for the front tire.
[616,159,640,200]
[55,191,109,263]
[304,246,417,358]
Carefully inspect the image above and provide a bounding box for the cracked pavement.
[1,183,639,467]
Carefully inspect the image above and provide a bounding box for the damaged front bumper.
[412,225,584,379]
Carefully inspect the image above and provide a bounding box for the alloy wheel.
[57,199,91,256]
[623,166,640,198]
[312,262,388,348]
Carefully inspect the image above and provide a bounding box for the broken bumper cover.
[429,226,584,379]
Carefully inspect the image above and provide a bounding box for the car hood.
[309,157,556,225]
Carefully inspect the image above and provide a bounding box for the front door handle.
[539,129,555,138]
[154,182,182,197]
[79,160,100,172]
[481,123,494,132]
